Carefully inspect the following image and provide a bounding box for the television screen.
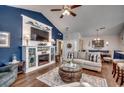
[31,27,49,42]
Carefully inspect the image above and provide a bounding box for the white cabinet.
[22,46,37,73]
[22,46,55,73]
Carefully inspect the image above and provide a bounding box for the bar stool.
[112,61,117,78]
[116,63,124,86]
[112,59,124,78]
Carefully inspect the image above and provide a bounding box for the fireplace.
[38,54,49,66]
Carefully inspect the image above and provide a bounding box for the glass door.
[28,47,36,68]
[51,46,55,62]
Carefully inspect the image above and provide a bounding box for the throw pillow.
[88,54,91,61]
[77,52,80,59]
[73,51,78,59]
[91,55,94,61]
[93,55,97,62]
[85,52,88,60]
[96,55,101,62]
[97,56,101,63]
[78,52,85,59]
[95,55,98,62]
[89,54,92,61]
[80,52,86,59]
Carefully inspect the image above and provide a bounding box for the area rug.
[36,67,108,87]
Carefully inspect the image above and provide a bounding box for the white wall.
[120,29,124,51]
[82,35,121,51]
[63,32,81,59]
[82,35,122,59]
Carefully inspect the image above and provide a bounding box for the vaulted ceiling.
[12,5,124,37]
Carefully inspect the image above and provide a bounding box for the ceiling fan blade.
[50,9,62,11]
[60,14,64,18]
[69,11,77,17]
[71,5,82,9]
[100,26,105,29]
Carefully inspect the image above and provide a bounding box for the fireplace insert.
[38,54,49,66]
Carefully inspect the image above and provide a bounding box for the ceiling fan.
[50,5,82,18]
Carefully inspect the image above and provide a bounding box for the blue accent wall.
[0,5,63,64]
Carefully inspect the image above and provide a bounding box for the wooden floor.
[11,62,123,87]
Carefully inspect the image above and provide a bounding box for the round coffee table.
[59,62,82,83]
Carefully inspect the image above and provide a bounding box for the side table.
[9,61,25,74]
[18,62,25,74]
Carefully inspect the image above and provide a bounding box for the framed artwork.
[92,40,104,48]
[0,32,10,47]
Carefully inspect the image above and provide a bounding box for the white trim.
[21,14,52,29]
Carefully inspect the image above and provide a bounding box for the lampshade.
[106,41,109,46]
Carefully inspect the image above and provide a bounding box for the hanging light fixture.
[92,26,106,48]
[94,26,105,42]
[94,29,100,43]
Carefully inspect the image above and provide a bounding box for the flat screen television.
[31,27,49,42]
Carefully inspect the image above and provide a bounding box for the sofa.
[72,51,102,72]
[0,64,18,87]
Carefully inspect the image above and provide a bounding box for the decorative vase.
[12,54,17,62]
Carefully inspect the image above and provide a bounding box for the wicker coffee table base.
[59,68,82,83]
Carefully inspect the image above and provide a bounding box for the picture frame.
[0,32,10,47]
[92,40,104,48]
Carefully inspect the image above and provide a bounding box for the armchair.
[0,64,18,87]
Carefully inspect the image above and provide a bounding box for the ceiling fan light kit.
[62,9,70,15]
